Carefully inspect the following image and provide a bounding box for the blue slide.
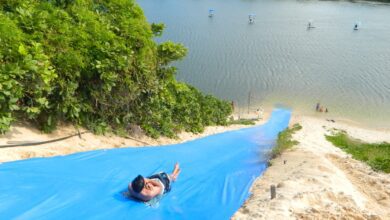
[0,109,291,219]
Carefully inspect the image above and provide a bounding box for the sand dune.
[0,115,266,163]
[233,115,390,220]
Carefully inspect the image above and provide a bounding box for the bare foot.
[171,163,181,181]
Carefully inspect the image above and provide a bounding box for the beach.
[234,115,390,219]
[1,113,389,219]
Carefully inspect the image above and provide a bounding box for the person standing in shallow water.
[316,103,320,112]
[128,163,181,202]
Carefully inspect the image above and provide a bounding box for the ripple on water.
[139,0,390,128]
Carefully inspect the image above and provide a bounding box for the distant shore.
[1,112,389,219]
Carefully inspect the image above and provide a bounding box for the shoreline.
[1,112,389,219]
[255,104,390,132]
[1,110,386,163]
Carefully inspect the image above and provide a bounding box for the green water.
[138,0,390,128]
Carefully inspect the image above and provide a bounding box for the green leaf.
[18,44,28,56]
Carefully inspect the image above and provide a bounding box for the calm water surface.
[137,0,390,128]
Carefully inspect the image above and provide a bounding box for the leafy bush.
[270,123,302,159]
[227,118,256,126]
[0,0,232,136]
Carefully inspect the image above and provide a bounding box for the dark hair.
[131,175,145,193]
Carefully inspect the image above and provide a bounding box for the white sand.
[0,112,268,163]
[233,115,390,220]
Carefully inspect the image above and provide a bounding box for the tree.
[0,0,232,137]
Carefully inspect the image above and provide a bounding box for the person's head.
[130,175,145,193]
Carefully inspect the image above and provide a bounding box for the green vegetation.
[227,118,256,126]
[326,131,390,173]
[270,123,302,159]
[0,0,232,137]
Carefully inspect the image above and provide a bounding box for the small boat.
[208,9,215,17]
[307,20,315,29]
[248,14,255,24]
[354,21,361,30]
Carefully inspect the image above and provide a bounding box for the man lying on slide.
[128,163,181,202]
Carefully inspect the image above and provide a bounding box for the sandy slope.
[0,113,267,163]
[233,115,390,220]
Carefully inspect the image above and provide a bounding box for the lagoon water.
[138,0,390,128]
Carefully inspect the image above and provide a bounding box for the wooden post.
[270,185,276,199]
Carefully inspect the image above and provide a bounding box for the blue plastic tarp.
[0,108,291,219]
